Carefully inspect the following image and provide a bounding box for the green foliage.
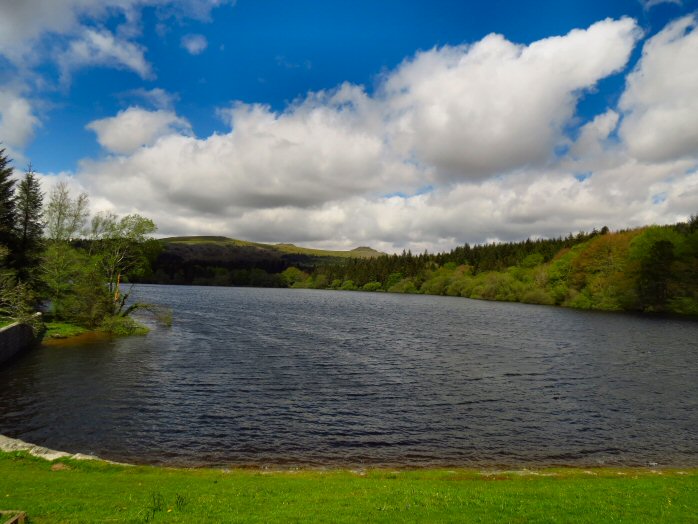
[318,220,698,316]
[340,279,357,291]
[13,167,44,281]
[98,315,149,336]
[388,278,419,293]
[41,243,111,327]
[44,322,89,339]
[45,181,89,241]
[520,288,555,305]
[0,245,36,326]
[0,148,16,250]
[362,281,383,291]
[281,266,309,287]
[89,212,157,315]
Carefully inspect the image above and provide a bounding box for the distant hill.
[136,236,383,286]
[163,236,383,259]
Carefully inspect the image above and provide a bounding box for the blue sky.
[1,0,697,251]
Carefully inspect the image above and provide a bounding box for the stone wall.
[0,321,38,366]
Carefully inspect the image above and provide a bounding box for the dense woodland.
[305,221,698,315]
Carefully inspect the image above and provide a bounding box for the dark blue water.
[0,285,696,467]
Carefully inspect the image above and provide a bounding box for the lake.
[0,285,696,467]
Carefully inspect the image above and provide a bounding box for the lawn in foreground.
[0,452,696,523]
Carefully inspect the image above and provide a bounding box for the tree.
[0,245,36,327]
[88,212,157,316]
[45,181,89,241]
[13,164,44,280]
[0,148,17,251]
[638,240,675,311]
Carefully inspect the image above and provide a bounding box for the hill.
[163,236,383,259]
[137,236,383,287]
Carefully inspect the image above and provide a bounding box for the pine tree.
[0,148,17,253]
[14,164,44,279]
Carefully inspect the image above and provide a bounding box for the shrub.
[99,315,149,336]
[521,288,555,305]
[340,280,357,291]
[362,281,383,292]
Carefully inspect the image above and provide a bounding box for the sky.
[0,0,697,253]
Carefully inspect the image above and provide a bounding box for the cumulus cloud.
[86,107,191,154]
[181,34,208,55]
[65,17,685,251]
[0,90,40,152]
[619,15,698,162]
[382,17,640,179]
[17,13,695,251]
[79,86,419,218]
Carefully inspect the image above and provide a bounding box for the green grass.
[0,452,696,523]
[162,236,383,259]
[43,322,89,339]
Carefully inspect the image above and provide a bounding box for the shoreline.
[2,434,695,473]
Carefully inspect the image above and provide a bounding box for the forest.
[300,220,698,315]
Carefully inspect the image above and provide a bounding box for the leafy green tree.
[13,165,44,280]
[0,148,17,250]
[0,245,36,327]
[45,181,89,241]
[88,212,157,316]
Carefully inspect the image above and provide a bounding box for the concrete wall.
[0,321,38,366]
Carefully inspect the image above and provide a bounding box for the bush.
[340,280,357,291]
[362,281,383,292]
[521,288,555,305]
[99,315,149,336]
[388,278,418,294]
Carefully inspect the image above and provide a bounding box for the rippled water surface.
[1,285,697,467]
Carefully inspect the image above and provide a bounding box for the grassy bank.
[42,318,149,343]
[0,452,696,522]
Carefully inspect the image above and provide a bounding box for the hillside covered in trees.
[294,220,698,316]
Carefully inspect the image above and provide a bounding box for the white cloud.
[619,15,698,162]
[79,87,419,216]
[58,28,154,82]
[124,87,179,109]
[642,0,682,10]
[63,17,668,250]
[569,110,620,163]
[29,15,698,252]
[86,107,191,154]
[0,0,232,57]
[381,17,640,179]
[181,34,208,55]
[0,90,40,154]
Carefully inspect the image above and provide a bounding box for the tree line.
[0,148,161,334]
[286,222,698,315]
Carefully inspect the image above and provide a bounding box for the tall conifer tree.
[0,148,17,253]
[14,164,44,279]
